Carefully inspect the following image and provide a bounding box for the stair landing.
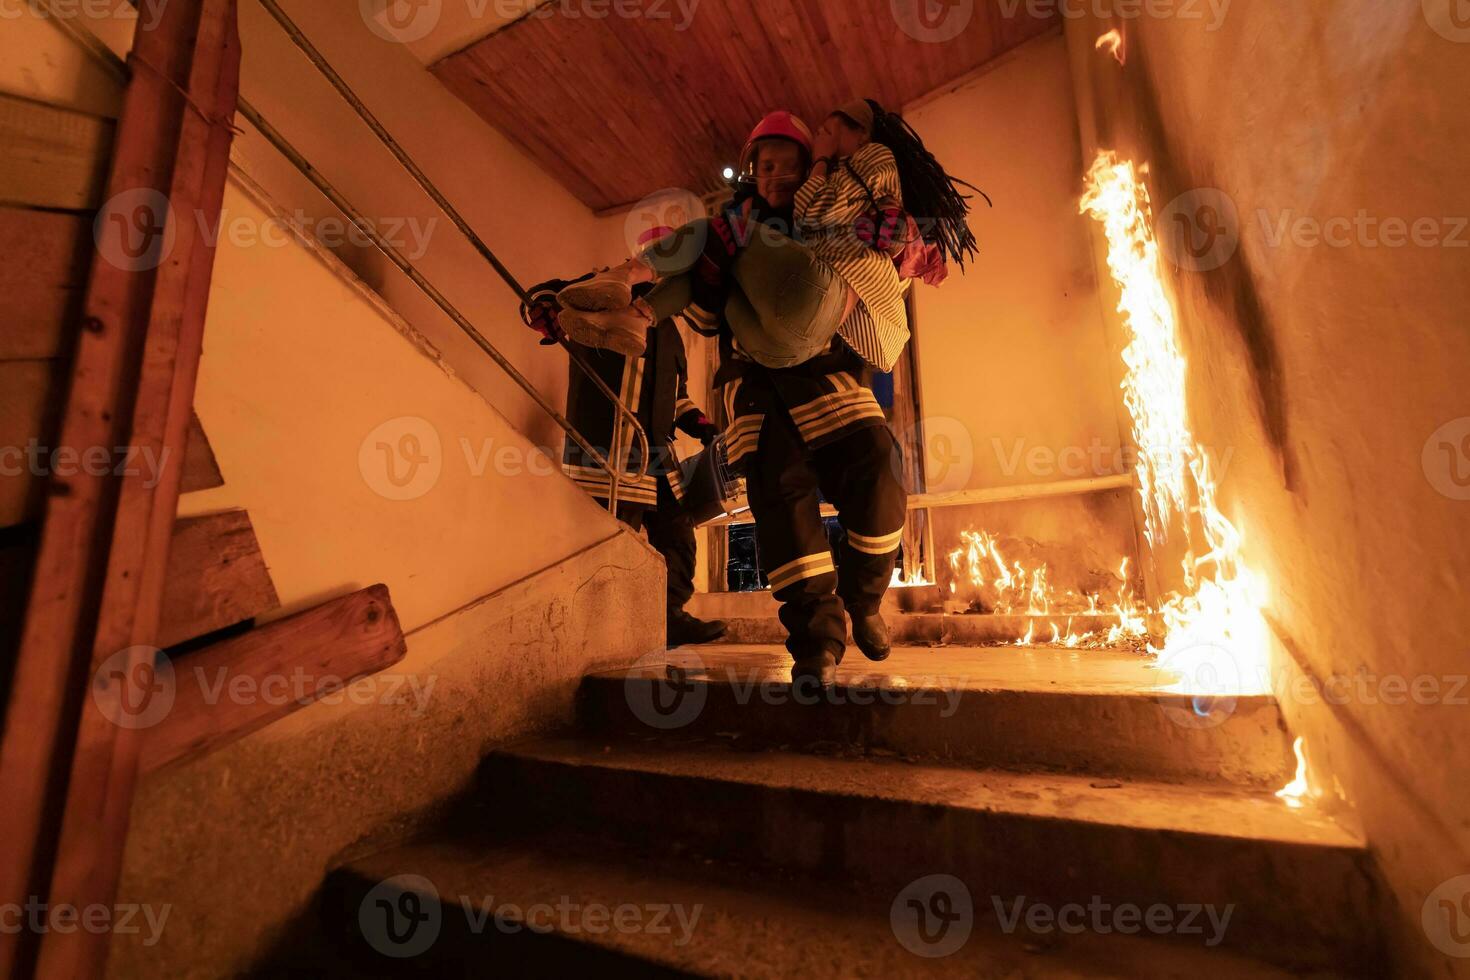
[585,644,1297,788]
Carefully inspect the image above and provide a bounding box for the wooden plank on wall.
[180,410,224,493]
[0,207,93,361]
[0,93,114,211]
[140,584,406,774]
[158,509,279,650]
[0,360,68,529]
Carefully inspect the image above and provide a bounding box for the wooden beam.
[180,410,225,493]
[0,0,242,973]
[0,93,114,211]
[0,207,92,361]
[158,510,279,650]
[141,584,406,774]
[34,1,243,969]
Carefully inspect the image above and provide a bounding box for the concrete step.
[579,645,1295,788]
[330,830,1322,978]
[688,591,1126,647]
[475,738,1379,973]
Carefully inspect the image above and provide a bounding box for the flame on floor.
[946,531,1149,649]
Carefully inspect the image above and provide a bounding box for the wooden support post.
[0,0,241,974]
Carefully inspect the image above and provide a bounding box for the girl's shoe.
[557,258,652,311]
[557,305,651,357]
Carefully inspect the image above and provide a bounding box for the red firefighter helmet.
[738,110,814,175]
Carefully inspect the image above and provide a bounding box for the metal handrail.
[84,0,649,513]
[236,101,642,507]
[254,0,652,512]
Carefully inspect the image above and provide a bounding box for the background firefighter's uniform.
[562,318,708,615]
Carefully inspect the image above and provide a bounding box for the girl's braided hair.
[859,99,989,269]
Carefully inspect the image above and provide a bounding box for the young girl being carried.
[549,99,980,375]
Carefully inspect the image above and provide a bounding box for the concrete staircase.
[320,643,1382,977]
[684,587,1128,647]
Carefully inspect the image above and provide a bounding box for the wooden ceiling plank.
[432,0,1054,211]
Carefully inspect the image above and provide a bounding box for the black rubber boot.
[667,610,728,648]
[790,649,840,704]
[850,610,892,662]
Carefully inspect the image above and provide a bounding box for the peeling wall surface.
[1063,6,1470,974]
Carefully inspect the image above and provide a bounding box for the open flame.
[1275,737,1312,809]
[947,530,1149,649]
[1095,29,1125,65]
[1078,152,1271,696]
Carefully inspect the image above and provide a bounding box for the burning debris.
[945,529,1151,650]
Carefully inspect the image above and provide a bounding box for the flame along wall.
[1062,6,1470,974]
[902,31,1147,614]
